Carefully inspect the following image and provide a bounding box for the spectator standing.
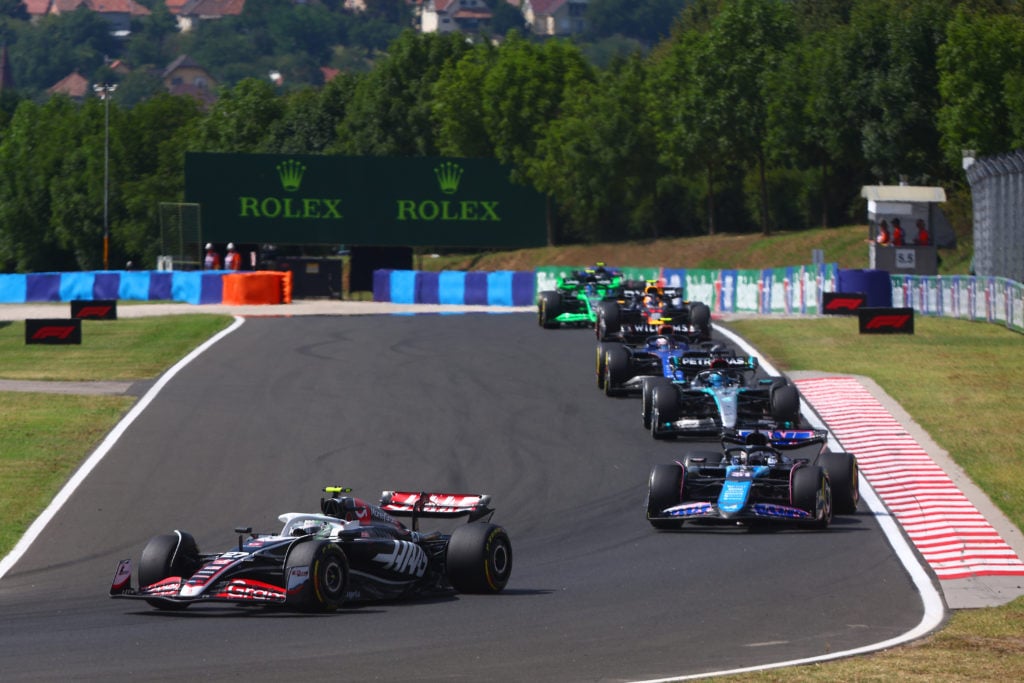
[891,218,905,246]
[204,243,221,270]
[224,242,242,270]
[915,219,931,246]
[876,220,891,245]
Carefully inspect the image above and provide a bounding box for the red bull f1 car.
[596,283,712,343]
[645,429,859,530]
[109,487,512,612]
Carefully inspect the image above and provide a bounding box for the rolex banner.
[185,153,547,248]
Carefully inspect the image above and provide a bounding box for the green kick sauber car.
[537,264,632,329]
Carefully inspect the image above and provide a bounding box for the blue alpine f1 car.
[645,429,859,530]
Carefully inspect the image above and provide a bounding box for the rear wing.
[726,429,828,450]
[379,491,495,530]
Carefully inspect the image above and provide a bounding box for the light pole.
[93,83,117,270]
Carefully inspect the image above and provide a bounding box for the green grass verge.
[0,315,233,381]
[0,393,135,554]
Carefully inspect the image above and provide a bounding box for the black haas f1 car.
[596,283,712,344]
[109,487,512,612]
[645,429,859,530]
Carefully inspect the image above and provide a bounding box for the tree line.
[2,0,1023,272]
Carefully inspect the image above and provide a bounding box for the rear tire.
[139,531,201,610]
[538,291,561,329]
[792,466,831,529]
[647,464,684,529]
[596,342,609,389]
[446,523,513,594]
[597,301,621,341]
[819,451,859,515]
[689,302,712,341]
[769,380,801,425]
[285,540,348,612]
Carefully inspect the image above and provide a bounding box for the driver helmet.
[648,336,669,349]
[293,519,328,537]
[707,371,725,388]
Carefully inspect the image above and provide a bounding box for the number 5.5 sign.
[895,248,917,269]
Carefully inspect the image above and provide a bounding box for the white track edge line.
[0,316,246,582]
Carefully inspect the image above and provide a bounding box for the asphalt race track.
[0,313,925,682]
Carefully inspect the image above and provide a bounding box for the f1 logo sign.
[72,299,117,320]
[858,308,914,334]
[25,318,83,345]
[823,292,867,315]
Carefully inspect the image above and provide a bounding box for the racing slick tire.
[285,540,349,612]
[646,463,684,529]
[596,342,609,389]
[650,384,681,440]
[769,379,801,426]
[642,377,674,428]
[792,466,832,530]
[603,345,631,397]
[689,302,712,341]
[596,301,621,341]
[538,291,561,329]
[446,523,513,594]
[138,531,202,610]
[819,451,860,515]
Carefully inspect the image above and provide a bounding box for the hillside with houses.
[1,0,680,104]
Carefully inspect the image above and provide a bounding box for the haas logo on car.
[374,541,428,578]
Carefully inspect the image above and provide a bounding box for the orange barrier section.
[221,272,290,305]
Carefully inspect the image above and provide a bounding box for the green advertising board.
[184,153,547,247]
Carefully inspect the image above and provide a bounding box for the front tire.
[538,291,561,329]
[792,466,831,529]
[138,531,201,610]
[642,377,673,428]
[604,345,630,396]
[285,540,348,612]
[819,451,859,515]
[646,463,683,529]
[650,384,680,439]
[447,523,513,594]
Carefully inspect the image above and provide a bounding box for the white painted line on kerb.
[0,316,246,582]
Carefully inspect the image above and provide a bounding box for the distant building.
[45,0,151,36]
[47,71,90,100]
[521,0,587,37]
[172,0,245,32]
[421,0,492,35]
[162,54,218,106]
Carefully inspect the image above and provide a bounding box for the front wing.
[110,558,299,607]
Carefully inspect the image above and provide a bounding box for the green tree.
[937,5,1024,167]
[532,55,663,242]
[844,0,954,184]
[332,30,473,156]
[188,78,286,152]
